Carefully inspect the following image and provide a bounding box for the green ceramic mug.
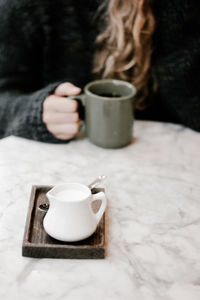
[72,79,137,148]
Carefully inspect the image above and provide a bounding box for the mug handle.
[91,192,107,223]
[68,94,85,121]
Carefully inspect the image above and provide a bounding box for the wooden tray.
[22,186,106,259]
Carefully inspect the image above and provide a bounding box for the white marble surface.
[0,121,200,300]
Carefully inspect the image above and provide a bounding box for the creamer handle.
[91,192,107,223]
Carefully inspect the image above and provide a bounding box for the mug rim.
[84,79,137,101]
[47,182,91,203]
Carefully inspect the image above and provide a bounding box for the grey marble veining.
[0,121,200,300]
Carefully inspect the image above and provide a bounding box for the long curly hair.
[93,0,156,109]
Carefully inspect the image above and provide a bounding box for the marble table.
[0,121,200,300]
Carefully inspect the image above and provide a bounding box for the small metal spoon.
[39,202,49,212]
[38,175,106,212]
[88,175,106,190]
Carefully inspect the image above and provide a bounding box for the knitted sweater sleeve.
[0,1,64,142]
[0,85,62,142]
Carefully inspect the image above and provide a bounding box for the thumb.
[54,82,81,96]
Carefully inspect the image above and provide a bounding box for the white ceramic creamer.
[43,183,107,242]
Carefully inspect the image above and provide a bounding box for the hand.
[42,82,81,140]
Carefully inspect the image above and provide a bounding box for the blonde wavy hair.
[93,0,156,109]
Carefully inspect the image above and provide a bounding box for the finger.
[44,95,78,113]
[55,133,76,140]
[54,82,81,96]
[43,112,79,124]
[47,122,80,136]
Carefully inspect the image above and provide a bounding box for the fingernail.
[72,87,81,92]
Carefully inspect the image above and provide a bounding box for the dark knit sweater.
[0,0,199,143]
[140,0,200,131]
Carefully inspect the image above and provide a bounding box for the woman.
[0,0,199,142]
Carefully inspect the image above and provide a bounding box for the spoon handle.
[88,175,106,190]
